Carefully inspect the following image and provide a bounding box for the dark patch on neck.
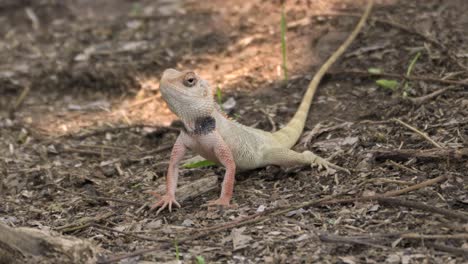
[192,116,216,135]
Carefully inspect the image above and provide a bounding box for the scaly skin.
[151,0,373,214]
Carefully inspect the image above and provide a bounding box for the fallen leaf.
[231,227,252,251]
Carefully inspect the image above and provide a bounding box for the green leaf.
[216,86,222,106]
[196,256,206,264]
[367,67,382,74]
[280,4,288,81]
[183,160,217,168]
[376,79,399,91]
[406,52,421,77]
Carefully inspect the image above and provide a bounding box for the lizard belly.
[182,133,220,164]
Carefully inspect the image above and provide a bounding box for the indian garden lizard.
[151,1,373,214]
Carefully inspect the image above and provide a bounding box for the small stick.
[328,70,468,87]
[25,8,40,30]
[316,13,468,71]
[380,175,448,197]
[92,224,169,243]
[320,175,448,204]
[385,160,420,174]
[393,118,443,148]
[319,233,468,249]
[63,124,179,139]
[409,87,451,105]
[126,94,160,109]
[98,173,449,264]
[9,85,30,117]
[319,233,388,249]
[377,197,468,222]
[62,147,110,157]
[401,233,468,240]
[55,211,115,232]
[259,109,277,132]
[373,148,468,162]
[83,195,144,206]
[429,243,468,258]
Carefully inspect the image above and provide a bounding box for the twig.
[98,245,167,264]
[320,175,448,204]
[126,94,160,109]
[367,177,413,185]
[62,147,110,157]
[377,197,468,222]
[385,160,420,174]
[373,148,468,162]
[379,175,447,197]
[63,124,179,139]
[9,85,30,117]
[429,243,468,258]
[328,70,468,87]
[55,211,115,233]
[92,224,169,243]
[401,233,468,240]
[259,109,277,132]
[53,185,143,207]
[83,195,144,207]
[409,87,451,105]
[138,144,173,156]
[25,8,40,30]
[319,233,388,249]
[319,233,468,254]
[98,172,448,263]
[316,13,468,71]
[393,118,443,148]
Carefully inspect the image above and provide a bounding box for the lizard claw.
[305,151,350,174]
[149,191,181,215]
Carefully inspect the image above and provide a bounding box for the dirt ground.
[1,0,467,263]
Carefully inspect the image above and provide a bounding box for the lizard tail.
[272,0,373,148]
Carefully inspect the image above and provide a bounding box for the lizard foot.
[149,191,181,215]
[305,151,350,174]
[202,198,238,209]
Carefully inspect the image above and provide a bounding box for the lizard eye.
[183,72,197,87]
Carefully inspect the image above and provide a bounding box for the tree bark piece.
[156,174,219,203]
[0,223,100,264]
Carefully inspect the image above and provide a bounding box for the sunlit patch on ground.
[27,77,176,137]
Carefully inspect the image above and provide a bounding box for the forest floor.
[1,0,467,263]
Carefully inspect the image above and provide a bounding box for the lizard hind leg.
[263,148,349,174]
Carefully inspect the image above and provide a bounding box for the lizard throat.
[183,116,216,136]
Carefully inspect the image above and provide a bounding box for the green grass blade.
[406,52,421,76]
[174,240,180,261]
[403,52,421,97]
[281,4,288,81]
[216,86,222,106]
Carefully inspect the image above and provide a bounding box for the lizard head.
[159,69,215,122]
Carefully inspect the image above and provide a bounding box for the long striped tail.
[272,0,373,148]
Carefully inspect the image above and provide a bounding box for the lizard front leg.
[204,132,236,208]
[150,134,187,214]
